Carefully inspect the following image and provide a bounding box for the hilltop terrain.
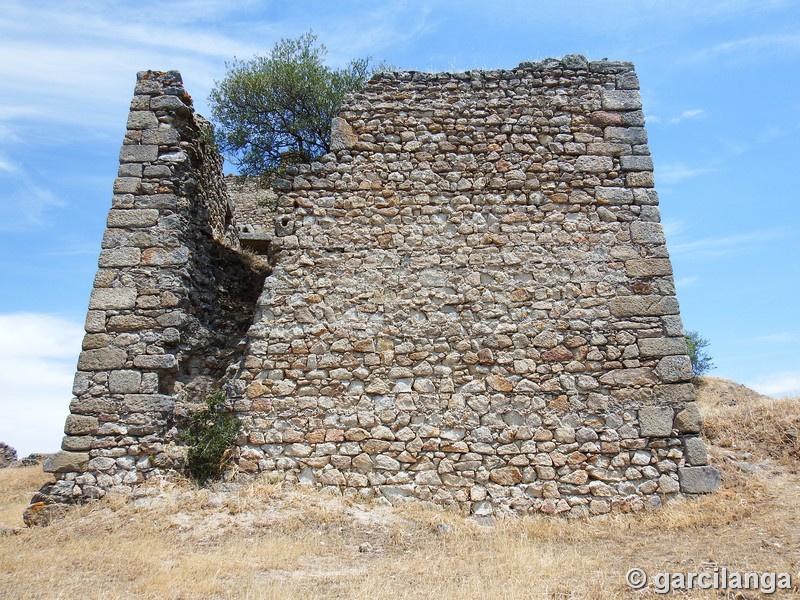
[1,377,798,599]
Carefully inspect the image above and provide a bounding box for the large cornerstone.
[38,57,720,518]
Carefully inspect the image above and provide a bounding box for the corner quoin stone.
[43,451,90,474]
[674,403,702,433]
[655,355,694,383]
[683,437,708,466]
[88,288,137,310]
[679,466,721,494]
[77,348,127,370]
[601,89,642,110]
[330,117,357,151]
[638,406,674,437]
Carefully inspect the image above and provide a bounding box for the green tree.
[209,31,377,183]
[685,330,715,377]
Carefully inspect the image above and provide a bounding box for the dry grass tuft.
[0,465,52,530]
[2,378,800,598]
[697,376,800,466]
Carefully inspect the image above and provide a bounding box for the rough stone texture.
[225,175,276,255]
[330,117,358,151]
[679,466,721,493]
[638,406,674,437]
[37,70,270,505]
[674,402,702,433]
[0,442,17,468]
[683,436,708,466]
[17,453,52,467]
[226,57,717,516]
[38,58,719,518]
[43,451,89,473]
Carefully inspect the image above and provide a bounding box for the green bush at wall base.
[181,391,241,484]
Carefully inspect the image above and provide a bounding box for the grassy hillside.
[1,377,798,599]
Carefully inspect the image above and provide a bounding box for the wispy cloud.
[320,4,438,64]
[687,33,800,64]
[670,228,791,260]
[0,1,265,130]
[661,219,686,237]
[670,108,705,124]
[656,162,715,185]
[0,154,17,173]
[647,109,706,126]
[0,1,438,131]
[757,332,796,342]
[748,370,800,397]
[0,119,22,143]
[40,245,99,258]
[0,164,64,231]
[757,126,787,143]
[674,276,698,288]
[0,313,83,456]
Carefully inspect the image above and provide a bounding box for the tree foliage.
[209,32,377,182]
[685,330,715,377]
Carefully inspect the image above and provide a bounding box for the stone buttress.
[35,71,268,506]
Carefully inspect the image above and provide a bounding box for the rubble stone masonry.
[39,57,719,518]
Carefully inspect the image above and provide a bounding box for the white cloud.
[0,121,21,143]
[0,1,437,133]
[0,164,64,231]
[40,245,100,258]
[670,108,705,124]
[674,276,698,288]
[670,228,791,260]
[0,2,264,131]
[748,371,800,397]
[0,313,84,456]
[688,33,800,64]
[0,155,17,173]
[319,4,437,64]
[1,1,261,59]
[720,138,749,156]
[661,219,686,237]
[757,126,787,143]
[656,162,714,185]
[757,332,796,343]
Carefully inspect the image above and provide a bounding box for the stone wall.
[39,58,719,517]
[0,442,17,468]
[40,71,269,503]
[227,56,718,517]
[226,175,276,254]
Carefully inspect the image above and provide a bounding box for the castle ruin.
[36,56,720,518]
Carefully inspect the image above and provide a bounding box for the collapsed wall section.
[37,71,268,505]
[229,56,719,516]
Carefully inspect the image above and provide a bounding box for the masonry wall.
[39,71,268,503]
[39,58,719,517]
[227,56,719,517]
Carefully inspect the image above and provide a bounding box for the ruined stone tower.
[38,57,720,518]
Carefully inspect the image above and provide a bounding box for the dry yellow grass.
[0,466,48,529]
[1,378,799,599]
[698,376,800,466]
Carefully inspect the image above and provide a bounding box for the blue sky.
[1,0,798,455]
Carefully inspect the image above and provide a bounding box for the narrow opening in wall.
[240,237,272,255]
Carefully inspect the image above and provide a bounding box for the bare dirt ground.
[1,377,799,599]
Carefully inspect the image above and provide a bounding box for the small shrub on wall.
[181,391,241,484]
